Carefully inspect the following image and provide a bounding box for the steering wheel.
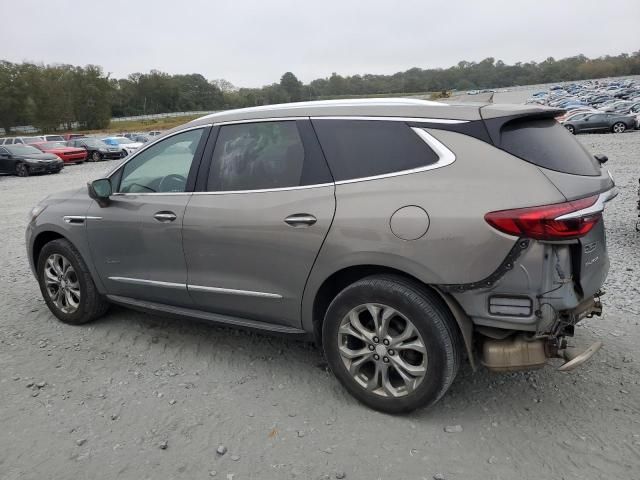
[158,174,187,192]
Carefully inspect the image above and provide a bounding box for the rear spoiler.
[480,105,566,146]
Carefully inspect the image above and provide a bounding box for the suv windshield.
[6,145,42,155]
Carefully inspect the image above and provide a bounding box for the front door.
[86,127,209,306]
[183,120,335,328]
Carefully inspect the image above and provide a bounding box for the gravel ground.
[1,131,639,480]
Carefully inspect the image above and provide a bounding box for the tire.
[121,149,128,157]
[322,275,461,414]
[37,238,109,325]
[612,122,626,134]
[15,162,30,177]
[91,151,102,162]
[565,124,575,134]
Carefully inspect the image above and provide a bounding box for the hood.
[37,187,86,207]
[18,151,60,161]
[124,142,143,149]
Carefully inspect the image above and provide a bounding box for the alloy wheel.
[16,163,29,177]
[337,303,428,398]
[43,253,81,314]
[92,151,101,161]
[613,122,625,133]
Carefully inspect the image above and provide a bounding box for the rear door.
[183,119,335,328]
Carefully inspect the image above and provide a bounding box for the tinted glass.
[118,128,204,193]
[207,121,307,191]
[6,145,42,155]
[311,120,439,181]
[499,119,600,176]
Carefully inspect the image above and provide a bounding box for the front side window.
[206,121,307,191]
[118,128,204,193]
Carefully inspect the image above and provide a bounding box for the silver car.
[26,99,615,413]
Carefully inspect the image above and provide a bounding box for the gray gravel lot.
[1,131,639,480]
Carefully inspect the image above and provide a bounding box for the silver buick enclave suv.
[26,99,615,413]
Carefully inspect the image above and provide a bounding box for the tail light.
[485,195,600,241]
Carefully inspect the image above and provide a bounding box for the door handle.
[153,211,177,222]
[284,213,317,227]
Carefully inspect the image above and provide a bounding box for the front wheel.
[322,275,461,414]
[37,239,109,325]
[565,124,575,134]
[612,122,626,133]
[16,162,30,177]
[92,151,102,162]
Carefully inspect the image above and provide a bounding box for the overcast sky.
[2,0,638,87]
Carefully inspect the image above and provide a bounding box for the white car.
[102,136,144,156]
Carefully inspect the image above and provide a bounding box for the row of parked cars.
[0,131,163,177]
[526,78,640,134]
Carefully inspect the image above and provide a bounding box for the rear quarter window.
[311,120,439,182]
[498,118,600,176]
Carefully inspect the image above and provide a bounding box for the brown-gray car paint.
[26,99,610,340]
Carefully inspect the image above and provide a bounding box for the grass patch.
[78,114,205,135]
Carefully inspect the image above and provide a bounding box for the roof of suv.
[181,98,562,131]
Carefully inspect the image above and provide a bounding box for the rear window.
[499,119,599,176]
[312,120,439,182]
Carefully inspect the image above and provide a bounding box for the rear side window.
[207,121,331,191]
[499,119,600,176]
[311,120,439,181]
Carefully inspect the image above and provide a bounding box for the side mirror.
[87,178,112,206]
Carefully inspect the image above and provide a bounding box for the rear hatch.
[480,105,615,299]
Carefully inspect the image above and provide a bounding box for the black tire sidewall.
[37,240,96,325]
[322,276,457,413]
[16,163,29,176]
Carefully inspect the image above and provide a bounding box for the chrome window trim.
[105,123,212,178]
[333,127,456,186]
[188,284,282,299]
[108,276,187,290]
[555,188,618,220]
[108,118,458,196]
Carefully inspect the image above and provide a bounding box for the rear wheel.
[612,122,626,133]
[322,275,461,414]
[37,239,109,325]
[16,162,29,177]
[91,151,102,162]
[565,124,575,134]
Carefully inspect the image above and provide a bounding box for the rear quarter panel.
[301,128,566,331]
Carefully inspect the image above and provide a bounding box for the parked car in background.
[67,137,125,161]
[0,144,63,176]
[2,136,45,145]
[147,130,162,137]
[102,136,144,156]
[32,141,87,164]
[41,135,66,142]
[132,134,152,143]
[62,133,87,141]
[563,112,637,134]
[26,99,615,413]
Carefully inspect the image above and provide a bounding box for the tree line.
[1,51,639,133]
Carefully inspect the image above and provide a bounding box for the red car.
[32,141,87,164]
